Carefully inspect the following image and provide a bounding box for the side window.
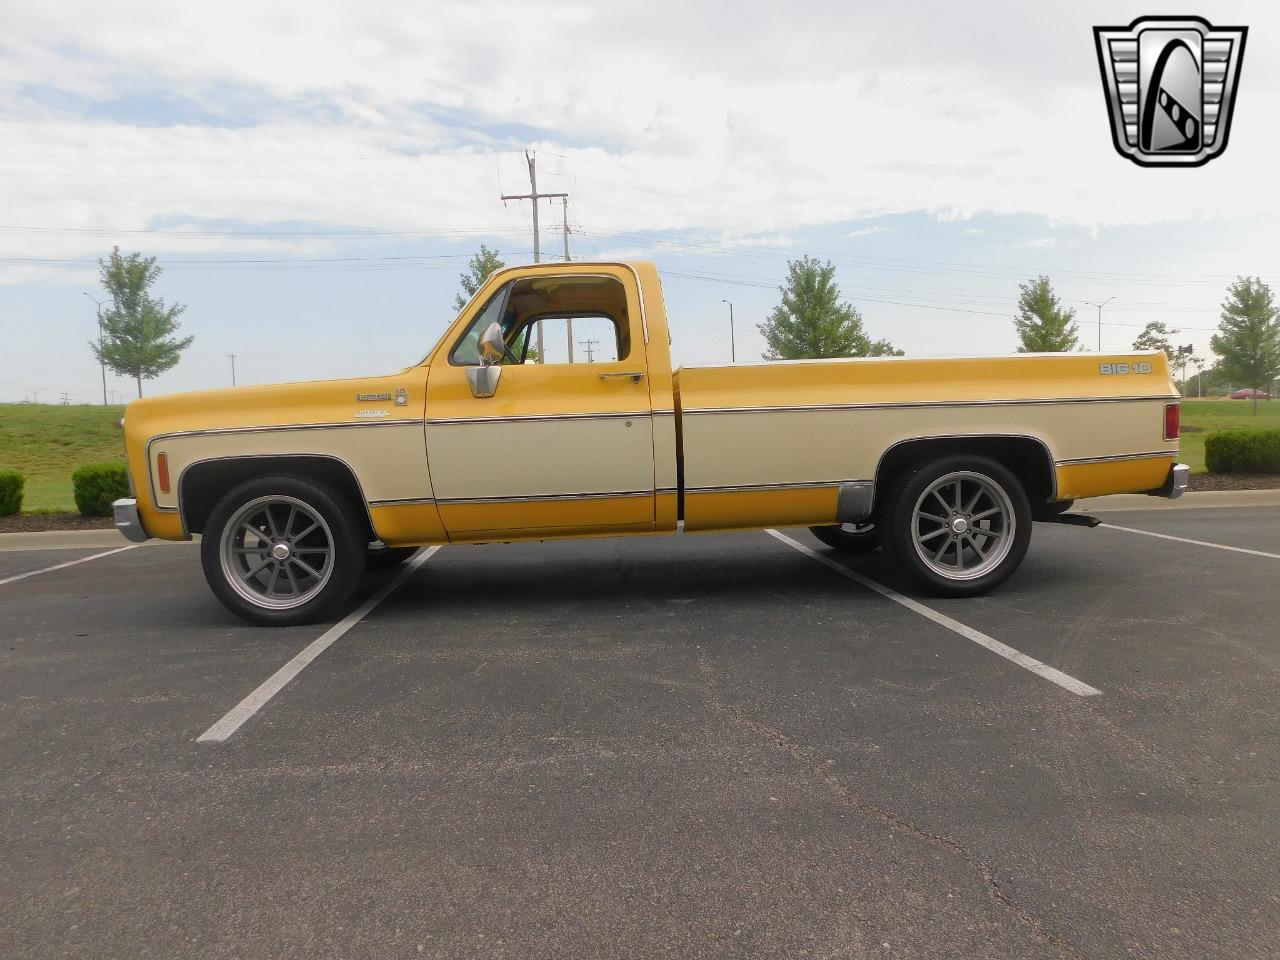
[449,282,513,366]
[526,315,621,364]
[448,274,632,366]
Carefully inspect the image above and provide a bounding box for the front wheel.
[200,475,367,626]
[883,455,1031,598]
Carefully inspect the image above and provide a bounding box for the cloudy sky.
[0,0,1275,402]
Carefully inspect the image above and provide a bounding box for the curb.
[0,530,197,551]
[1077,489,1280,512]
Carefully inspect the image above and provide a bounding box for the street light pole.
[83,292,108,405]
[1084,297,1115,352]
[721,299,736,363]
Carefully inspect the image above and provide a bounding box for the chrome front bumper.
[112,498,150,542]
[1149,463,1190,499]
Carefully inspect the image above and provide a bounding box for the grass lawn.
[1179,398,1279,473]
[0,403,127,511]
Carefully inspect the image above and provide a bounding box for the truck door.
[424,267,656,538]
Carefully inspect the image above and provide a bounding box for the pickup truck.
[113,260,1187,625]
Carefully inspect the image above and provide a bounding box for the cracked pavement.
[2,509,1278,958]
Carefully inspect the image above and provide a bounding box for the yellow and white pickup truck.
[113,260,1187,625]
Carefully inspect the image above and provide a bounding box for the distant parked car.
[1229,388,1271,400]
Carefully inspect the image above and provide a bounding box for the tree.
[90,247,193,398]
[1210,276,1280,414]
[453,245,506,312]
[1132,320,1179,359]
[757,256,902,360]
[1013,277,1078,352]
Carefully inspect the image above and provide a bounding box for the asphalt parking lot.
[2,505,1278,959]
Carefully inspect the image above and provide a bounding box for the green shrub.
[0,469,23,516]
[72,462,130,516]
[1204,428,1280,474]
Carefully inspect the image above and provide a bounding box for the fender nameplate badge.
[356,392,394,402]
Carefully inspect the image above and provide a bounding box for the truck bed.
[672,353,1179,531]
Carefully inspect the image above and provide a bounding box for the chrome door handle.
[599,371,646,383]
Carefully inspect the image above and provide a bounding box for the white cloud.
[0,0,1276,274]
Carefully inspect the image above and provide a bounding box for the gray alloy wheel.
[219,495,336,610]
[884,454,1032,598]
[910,470,1015,581]
[201,474,366,626]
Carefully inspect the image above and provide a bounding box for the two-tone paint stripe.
[680,394,1176,416]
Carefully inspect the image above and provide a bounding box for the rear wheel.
[200,475,366,626]
[883,455,1031,597]
[809,522,880,553]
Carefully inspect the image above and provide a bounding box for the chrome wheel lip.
[219,495,335,611]
[911,470,1015,582]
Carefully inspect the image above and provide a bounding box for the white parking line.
[197,546,440,743]
[765,529,1101,698]
[0,545,140,586]
[1100,523,1280,560]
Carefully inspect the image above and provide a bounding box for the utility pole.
[721,299,737,363]
[1085,297,1115,351]
[83,292,109,405]
[501,151,567,364]
[561,196,571,261]
[1176,344,1193,398]
[60,391,71,406]
[578,338,600,363]
[228,353,238,386]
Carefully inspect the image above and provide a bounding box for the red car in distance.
[1229,388,1272,400]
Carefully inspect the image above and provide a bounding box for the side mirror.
[478,321,506,366]
[466,365,502,398]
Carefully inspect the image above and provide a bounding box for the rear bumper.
[1147,463,1190,499]
[112,498,150,542]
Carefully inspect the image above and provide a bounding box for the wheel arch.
[178,454,376,540]
[870,435,1058,518]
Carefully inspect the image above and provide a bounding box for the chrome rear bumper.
[112,498,150,542]
[1148,463,1190,499]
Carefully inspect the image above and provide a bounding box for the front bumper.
[1147,463,1191,499]
[112,498,150,542]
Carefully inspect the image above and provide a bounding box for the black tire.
[882,454,1032,598]
[366,544,419,569]
[809,523,881,553]
[200,474,367,626]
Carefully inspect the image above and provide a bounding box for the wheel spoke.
[931,490,951,513]
[918,526,949,543]
[952,480,963,512]
[284,563,300,596]
[241,521,265,542]
[971,507,1002,521]
[918,511,949,524]
[283,505,298,539]
[245,556,273,579]
[964,487,984,513]
[291,521,320,543]
[266,505,283,539]
[970,526,1001,540]
[966,533,988,560]
[265,563,281,595]
[933,537,954,564]
[290,555,324,579]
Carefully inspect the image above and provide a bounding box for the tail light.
[1164,403,1180,441]
[157,452,171,494]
